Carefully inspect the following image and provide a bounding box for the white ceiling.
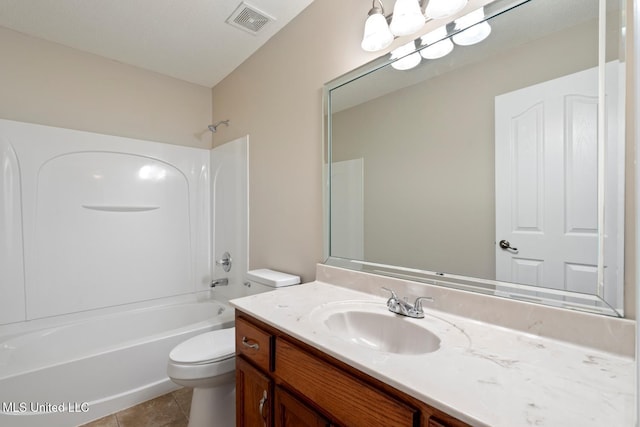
[0,0,315,87]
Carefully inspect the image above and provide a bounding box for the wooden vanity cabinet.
[235,311,469,427]
[235,316,275,426]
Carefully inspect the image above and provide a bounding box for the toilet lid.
[169,327,236,364]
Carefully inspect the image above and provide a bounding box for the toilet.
[167,269,300,427]
[167,327,236,427]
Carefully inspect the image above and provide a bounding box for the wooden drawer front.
[236,317,273,372]
[276,338,418,427]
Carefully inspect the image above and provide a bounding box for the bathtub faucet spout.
[210,278,229,288]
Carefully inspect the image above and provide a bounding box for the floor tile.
[79,414,119,427]
[172,387,193,419]
[116,393,187,427]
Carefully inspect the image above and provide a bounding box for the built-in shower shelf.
[81,205,160,212]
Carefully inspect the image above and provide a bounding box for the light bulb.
[361,10,394,52]
[420,27,453,59]
[425,0,468,20]
[390,41,422,70]
[389,0,425,37]
[452,8,491,46]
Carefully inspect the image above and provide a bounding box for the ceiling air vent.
[226,2,275,35]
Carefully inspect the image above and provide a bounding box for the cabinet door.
[274,386,331,427]
[237,356,273,427]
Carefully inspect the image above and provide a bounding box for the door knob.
[499,240,518,251]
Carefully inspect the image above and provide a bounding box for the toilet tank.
[244,269,300,295]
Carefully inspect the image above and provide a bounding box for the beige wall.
[211,0,381,281]
[209,0,486,282]
[0,27,212,148]
[208,1,493,283]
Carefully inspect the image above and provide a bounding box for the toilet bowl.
[167,327,236,427]
[167,269,301,427]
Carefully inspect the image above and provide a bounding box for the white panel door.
[495,63,622,305]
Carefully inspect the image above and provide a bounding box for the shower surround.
[0,118,247,426]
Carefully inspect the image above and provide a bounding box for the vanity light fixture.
[362,2,491,69]
[452,7,492,46]
[361,0,395,52]
[360,0,478,53]
[424,0,467,20]
[420,26,454,59]
[390,40,422,70]
[389,0,425,36]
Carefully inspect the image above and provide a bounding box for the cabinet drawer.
[276,338,418,427]
[236,316,273,372]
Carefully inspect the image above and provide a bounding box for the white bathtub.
[0,294,234,427]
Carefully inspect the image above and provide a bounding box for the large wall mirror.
[324,0,627,316]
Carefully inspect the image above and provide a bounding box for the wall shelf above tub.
[81,205,160,212]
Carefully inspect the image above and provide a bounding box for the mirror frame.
[323,0,625,317]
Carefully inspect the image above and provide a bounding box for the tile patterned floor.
[79,388,192,427]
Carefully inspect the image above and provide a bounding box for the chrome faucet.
[382,287,433,319]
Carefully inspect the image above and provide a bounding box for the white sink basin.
[309,300,452,355]
[324,310,441,354]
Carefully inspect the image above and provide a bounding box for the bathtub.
[0,294,234,427]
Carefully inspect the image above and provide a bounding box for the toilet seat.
[167,327,236,383]
[169,327,235,365]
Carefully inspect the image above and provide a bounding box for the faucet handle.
[381,287,402,313]
[412,296,434,315]
[381,287,398,301]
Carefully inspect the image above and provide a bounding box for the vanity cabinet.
[235,311,469,427]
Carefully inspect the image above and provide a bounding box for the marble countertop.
[230,281,635,427]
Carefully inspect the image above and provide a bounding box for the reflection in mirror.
[325,0,626,316]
